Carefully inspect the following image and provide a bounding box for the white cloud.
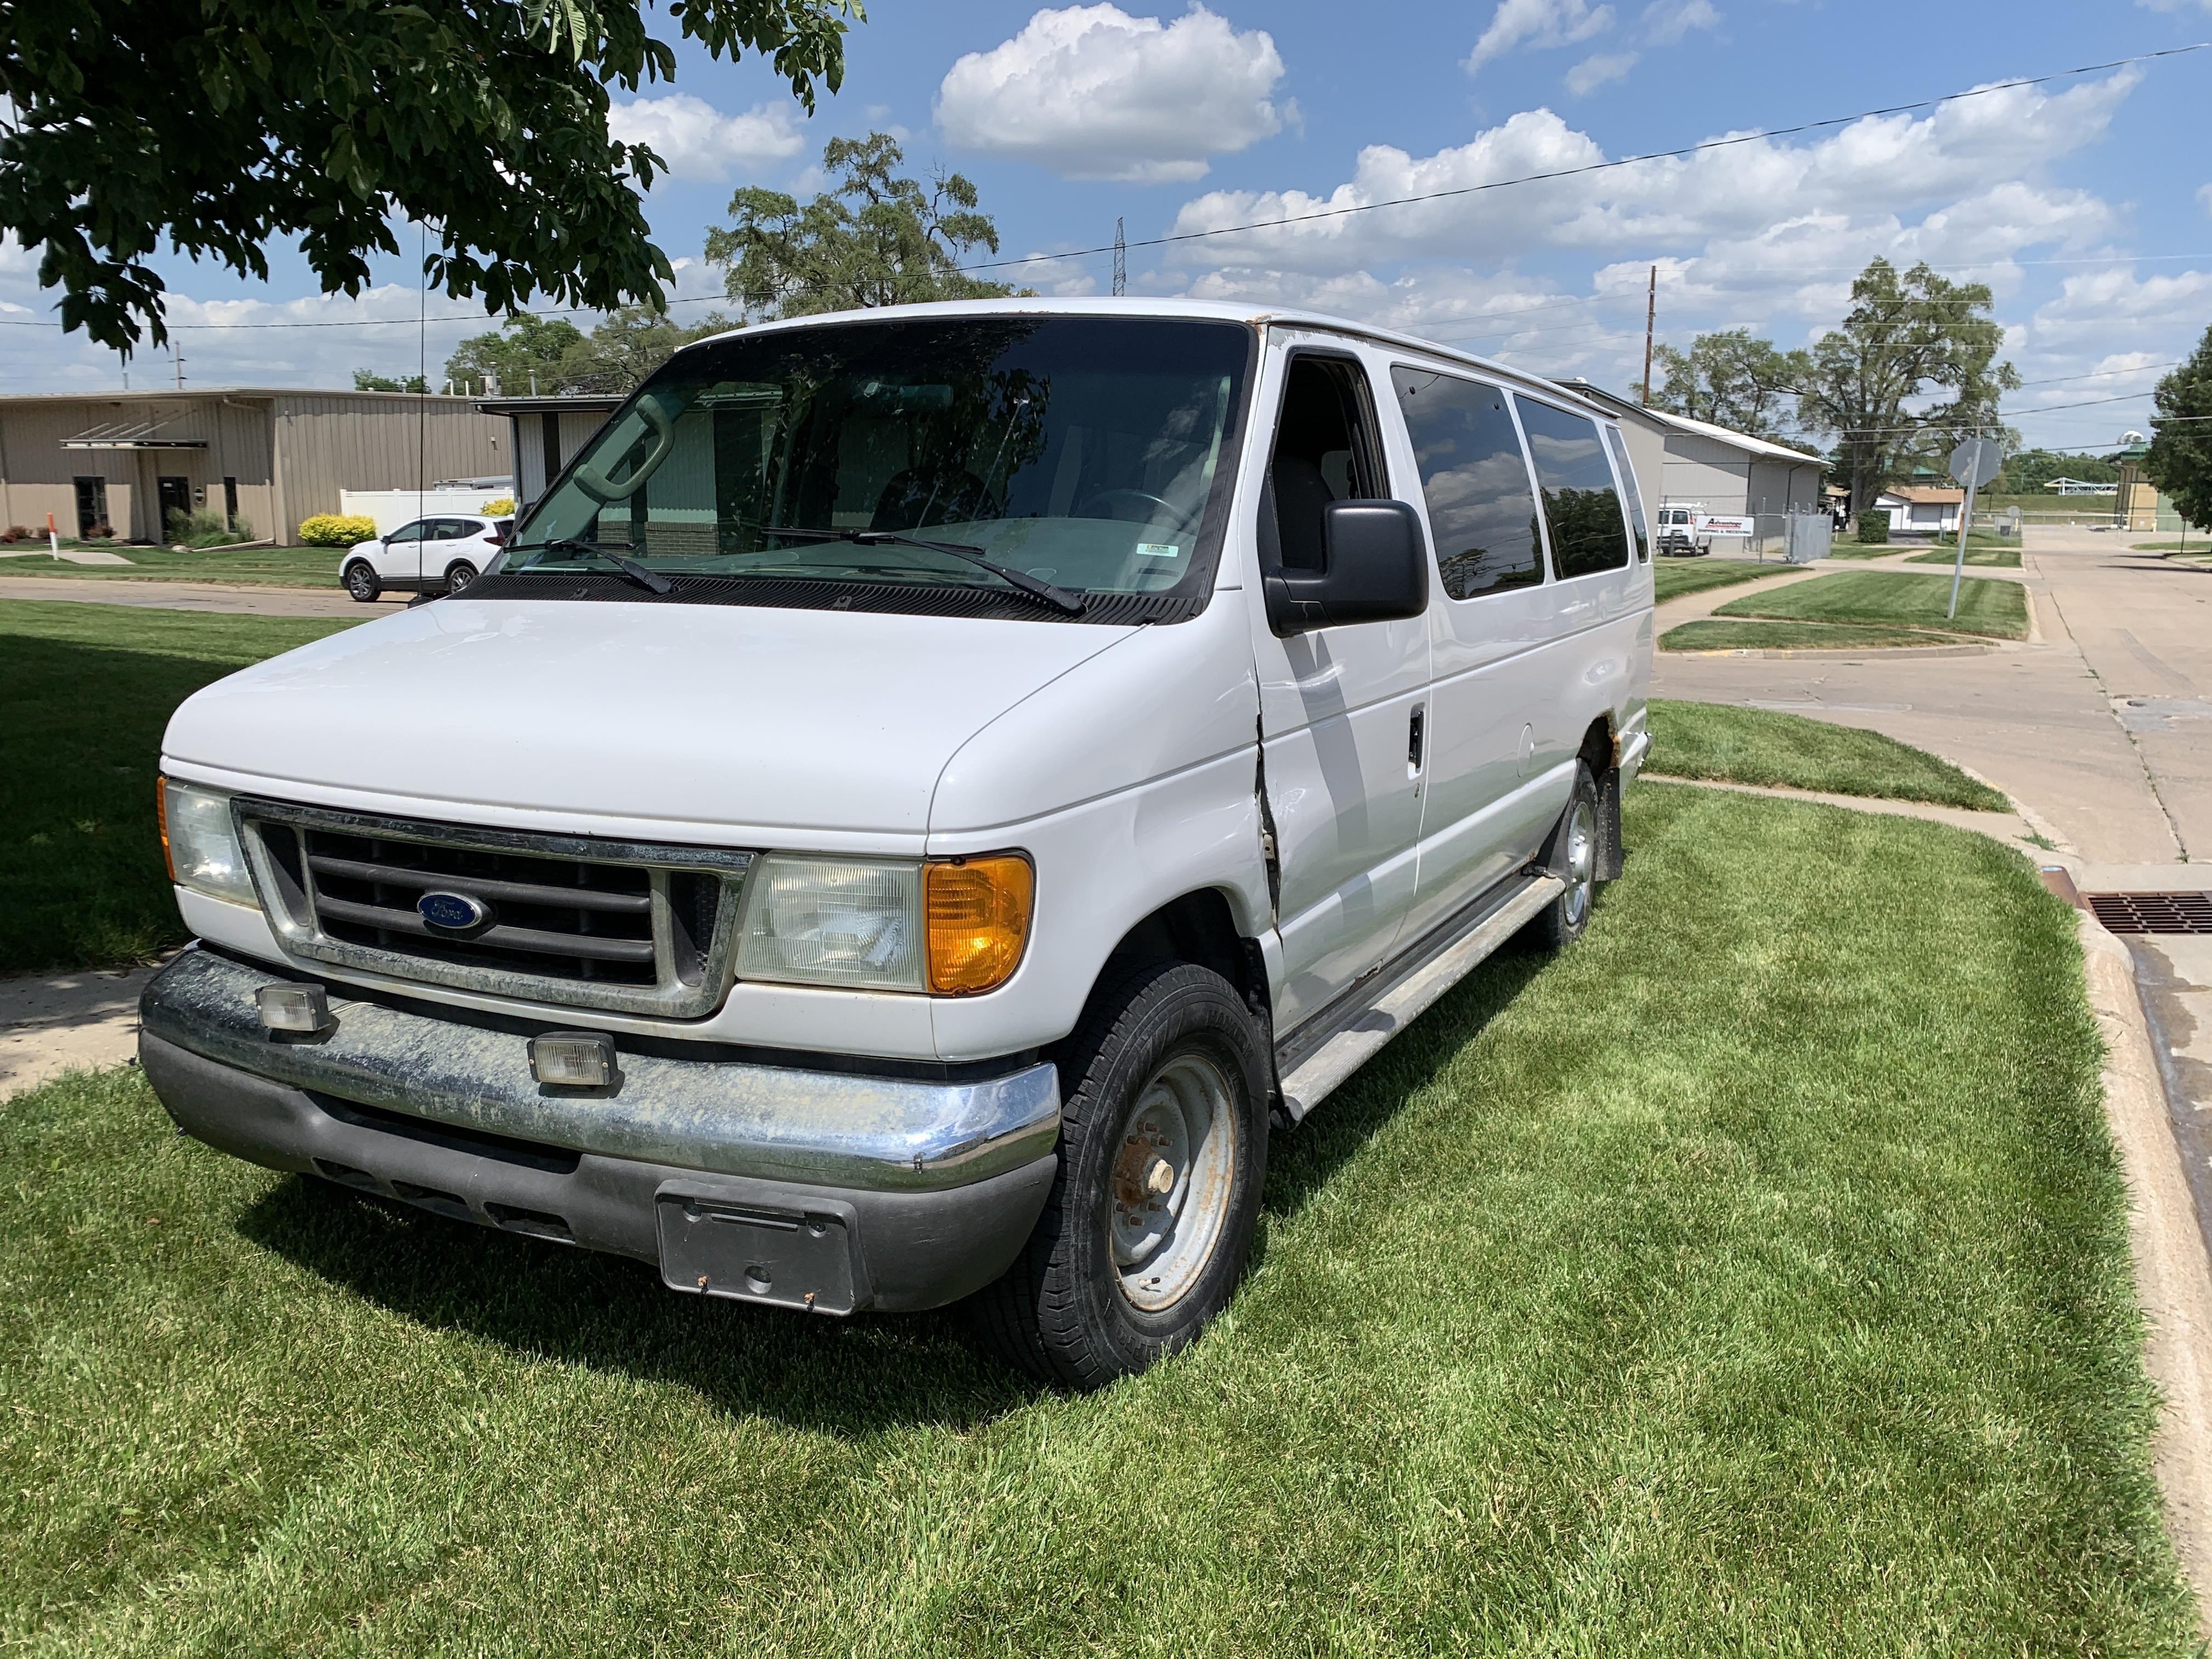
[1163,69,2138,276]
[1565,52,1638,95]
[935,4,1284,184]
[607,94,806,183]
[1642,0,1720,44]
[1465,0,1615,76]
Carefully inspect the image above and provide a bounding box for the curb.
[2076,912,2212,1629]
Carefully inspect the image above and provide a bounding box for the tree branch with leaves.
[2,0,859,353]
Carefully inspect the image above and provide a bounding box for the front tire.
[975,961,1269,1389]
[343,562,381,603]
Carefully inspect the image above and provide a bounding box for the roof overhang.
[61,419,207,450]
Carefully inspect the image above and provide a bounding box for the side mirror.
[1264,499,1430,636]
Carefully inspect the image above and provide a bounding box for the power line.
[952,42,2210,274]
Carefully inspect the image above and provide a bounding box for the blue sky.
[8,0,2212,452]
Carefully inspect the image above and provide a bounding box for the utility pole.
[173,342,185,391]
[1112,217,1127,298]
[1640,264,1656,404]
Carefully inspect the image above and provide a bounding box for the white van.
[142,300,1654,1386]
[1655,503,1709,556]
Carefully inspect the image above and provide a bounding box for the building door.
[73,477,110,537]
[157,476,191,537]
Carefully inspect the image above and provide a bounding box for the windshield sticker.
[1135,542,1183,560]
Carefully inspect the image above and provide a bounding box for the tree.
[704,133,1023,320]
[2143,323,2212,532]
[443,315,588,396]
[352,369,428,393]
[1786,259,2019,521]
[555,305,738,393]
[4,0,857,354]
[1649,329,1808,445]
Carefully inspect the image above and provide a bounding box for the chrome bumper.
[139,947,1061,1194]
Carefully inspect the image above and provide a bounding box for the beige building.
[0,389,507,544]
[1564,380,1825,549]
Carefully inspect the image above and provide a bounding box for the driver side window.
[1261,354,1387,573]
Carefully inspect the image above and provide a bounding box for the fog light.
[529,1031,617,1088]
[255,983,330,1034]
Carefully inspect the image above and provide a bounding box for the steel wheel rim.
[1108,1051,1239,1313]
[346,567,373,596]
[1564,798,1595,927]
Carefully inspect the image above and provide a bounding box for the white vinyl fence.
[337,488,515,535]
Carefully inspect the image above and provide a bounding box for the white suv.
[144,300,1653,1387]
[342,514,511,602]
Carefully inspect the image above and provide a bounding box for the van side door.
[1249,338,1431,1032]
[1388,365,1564,940]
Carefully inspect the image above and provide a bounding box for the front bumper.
[138,948,1062,1312]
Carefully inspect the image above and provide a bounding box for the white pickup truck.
[142,299,1654,1387]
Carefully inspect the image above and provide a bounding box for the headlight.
[736,852,1034,996]
[157,778,257,905]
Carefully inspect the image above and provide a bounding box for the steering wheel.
[1077,488,1199,537]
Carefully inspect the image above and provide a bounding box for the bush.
[479,495,516,516]
[1,526,27,543]
[298,514,379,547]
[1855,509,1891,544]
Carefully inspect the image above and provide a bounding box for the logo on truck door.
[418,890,493,931]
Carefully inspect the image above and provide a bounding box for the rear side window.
[1262,354,1387,573]
[1602,426,1649,563]
[1514,396,1630,579]
[1391,368,1543,600]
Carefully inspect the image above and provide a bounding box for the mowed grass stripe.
[1713,569,2029,639]
[0,788,2193,1653]
[0,600,362,973]
[1646,699,2008,809]
[1650,560,1797,604]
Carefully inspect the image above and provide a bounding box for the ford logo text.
[417,890,493,931]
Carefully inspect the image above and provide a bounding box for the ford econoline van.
[141,300,1654,1387]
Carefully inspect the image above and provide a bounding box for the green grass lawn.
[1904,544,2024,568]
[1821,545,1905,559]
[0,601,360,974]
[0,545,343,586]
[1646,698,2008,809]
[1660,618,1978,652]
[1713,569,2030,640]
[2131,541,2210,554]
[1,787,2193,1652]
[1650,559,1791,603]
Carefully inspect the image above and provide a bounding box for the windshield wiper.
[756,525,1086,616]
[510,538,675,596]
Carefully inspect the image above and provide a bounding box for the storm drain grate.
[2086,892,2212,935]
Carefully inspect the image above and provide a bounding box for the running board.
[1274,873,1565,1124]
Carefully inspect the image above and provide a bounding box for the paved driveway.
[0,576,386,619]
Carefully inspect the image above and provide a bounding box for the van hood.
[162,598,1133,838]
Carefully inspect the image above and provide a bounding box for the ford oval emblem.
[417,890,492,931]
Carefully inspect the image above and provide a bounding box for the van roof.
[679,297,1615,423]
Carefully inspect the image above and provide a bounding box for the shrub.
[85,522,113,540]
[1855,509,1890,544]
[479,496,516,516]
[163,507,255,549]
[298,514,379,547]
[1,526,26,542]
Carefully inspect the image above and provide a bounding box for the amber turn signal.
[156,773,176,882]
[923,854,1034,996]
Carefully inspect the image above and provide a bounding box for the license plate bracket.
[656,1188,862,1315]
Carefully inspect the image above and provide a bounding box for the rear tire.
[974,961,1269,1389]
[1527,760,1601,951]
[343,562,380,603]
[443,560,477,595]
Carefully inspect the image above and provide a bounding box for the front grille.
[236,799,753,1018]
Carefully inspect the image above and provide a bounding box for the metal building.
[0,389,506,544]
[475,394,625,513]
[1564,381,1825,552]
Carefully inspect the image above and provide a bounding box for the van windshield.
[499,315,1255,622]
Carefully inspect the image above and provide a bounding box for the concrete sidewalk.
[1,962,163,1098]
[0,576,390,618]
